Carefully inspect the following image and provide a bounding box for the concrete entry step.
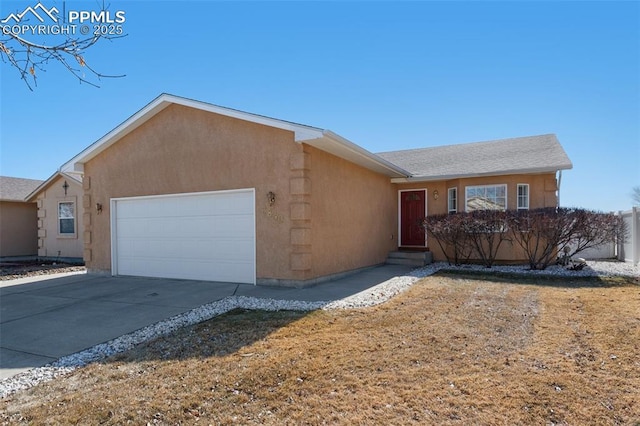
[385,251,433,267]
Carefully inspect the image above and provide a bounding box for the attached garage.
[111,189,255,284]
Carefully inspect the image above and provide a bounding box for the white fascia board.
[390,166,572,183]
[24,171,82,202]
[299,130,410,178]
[25,171,61,201]
[61,171,82,184]
[162,94,325,141]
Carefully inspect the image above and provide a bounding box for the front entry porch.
[385,250,433,267]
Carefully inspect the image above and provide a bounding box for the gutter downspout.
[557,170,562,207]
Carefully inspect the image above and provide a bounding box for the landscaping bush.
[424,210,509,268]
[561,208,626,258]
[424,208,624,270]
[464,210,511,268]
[508,207,572,270]
[423,213,473,265]
[509,208,625,270]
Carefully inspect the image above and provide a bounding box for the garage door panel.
[117,257,254,283]
[116,238,136,257]
[180,217,208,237]
[173,193,252,217]
[205,238,254,260]
[209,215,254,238]
[113,190,255,284]
[144,217,177,237]
[119,236,255,260]
[116,218,147,237]
[180,196,242,216]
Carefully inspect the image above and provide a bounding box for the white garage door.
[111,189,255,284]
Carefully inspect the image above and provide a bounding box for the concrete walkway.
[0,265,412,379]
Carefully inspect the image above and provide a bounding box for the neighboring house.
[26,172,84,263]
[0,176,43,258]
[59,94,572,286]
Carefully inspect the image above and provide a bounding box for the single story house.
[0,176,43,258]
[26,172,84,262]
[60,94,572,286]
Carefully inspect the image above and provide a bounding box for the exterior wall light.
[433,190,439,200]
[96,203,103,214]
[267,191,276,206]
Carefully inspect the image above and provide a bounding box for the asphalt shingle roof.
[0,176,44,201]
[376,134,573,180]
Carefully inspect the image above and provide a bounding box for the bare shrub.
[508,208,624,270]
[508,208,565,270]
[423,213,473,265]
[425,208,624,270]
[424,211,510,267]
[562,209,626,258]
[464,210,511,268]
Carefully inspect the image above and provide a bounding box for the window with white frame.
[448,187,457,213]
[517,184,529,210]
[465,184,507,211]
[58,202,75,235]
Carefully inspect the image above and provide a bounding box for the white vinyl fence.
[580,242,616,260]
[617,207,640,265]
[576,207,639,264]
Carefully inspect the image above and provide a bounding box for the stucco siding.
[78,98,565,279]
[34,175,84,260]
[83,104,303,280]
[0,201,37,257]
[308,146,397,277]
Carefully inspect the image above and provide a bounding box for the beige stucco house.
[0,176,43,258]
[59,94,572,286]
[26,172,84,262]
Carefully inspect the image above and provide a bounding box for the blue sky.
[1,1,638,212]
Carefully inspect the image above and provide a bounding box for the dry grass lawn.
[1,272,639,425]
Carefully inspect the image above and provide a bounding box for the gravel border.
[1,260,637,398]
[0,265,86,282]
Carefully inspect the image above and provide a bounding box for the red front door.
[400,190,426,247]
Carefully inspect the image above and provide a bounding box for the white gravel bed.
[1,260,636,398]
[417,259,639,279]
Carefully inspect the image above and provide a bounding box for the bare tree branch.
[632,186,640,206]
[0,2,126,89]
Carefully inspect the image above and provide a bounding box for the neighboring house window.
[465,184,507,211]
[59,202,75,235]
[517,184,529,210]
[448,187,457,213]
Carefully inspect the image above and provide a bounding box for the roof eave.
[390,165,573,183]
[0,198,36,203]
[25,171,81,201]
[298,130,410,178]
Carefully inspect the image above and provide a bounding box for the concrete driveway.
[0,265,413,379]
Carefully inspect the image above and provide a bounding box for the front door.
[400,190,426,247]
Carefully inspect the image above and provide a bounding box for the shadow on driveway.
[0,265,413,379]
